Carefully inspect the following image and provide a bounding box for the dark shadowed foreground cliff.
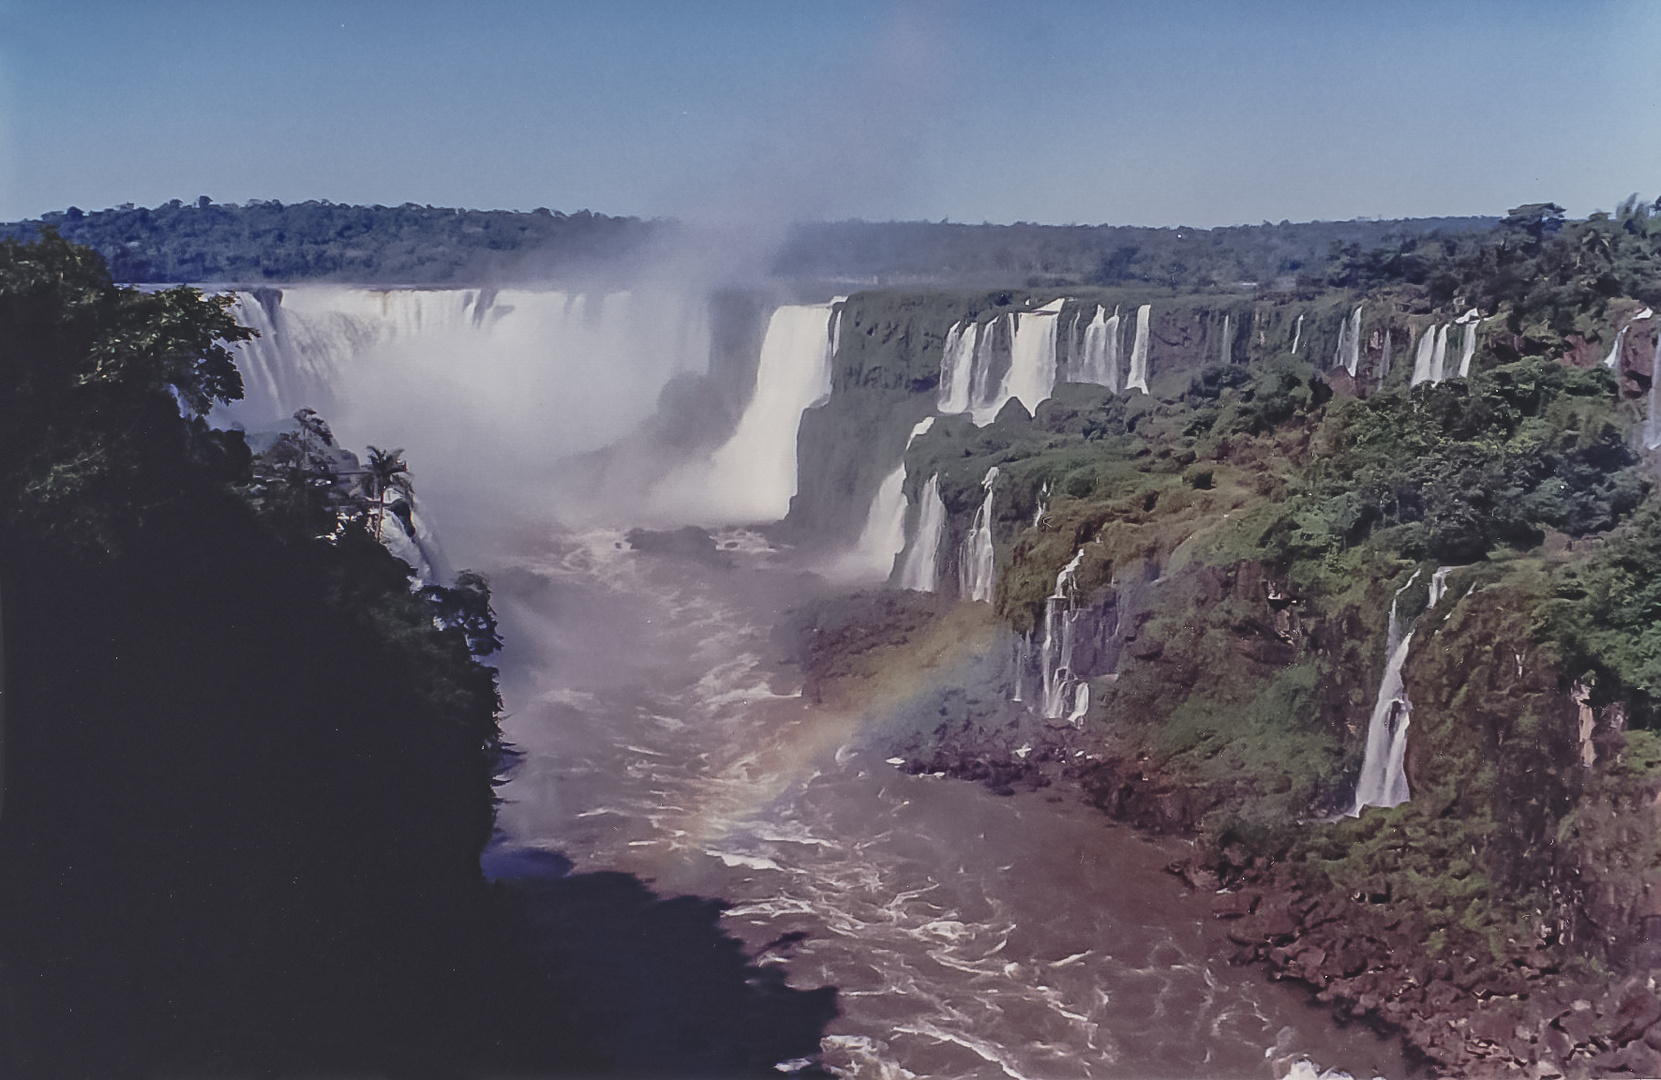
[0,233,836,1077]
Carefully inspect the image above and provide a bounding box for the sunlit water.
[488,528,1404,1080]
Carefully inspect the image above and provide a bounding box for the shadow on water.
[484,848,839,1079]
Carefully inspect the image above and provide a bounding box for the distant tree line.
[773,215,1500,291]
[2,197,1499,289]
[0,198,661,284]
[1323,197,1661,335]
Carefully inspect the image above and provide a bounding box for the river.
[486,525,1406,1080]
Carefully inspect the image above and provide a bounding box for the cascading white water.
[1410,326,1435,386]
[1033,481,1049,528]
[939,301,1081,424]
[960,466,999,602]
[845,417,937,581]
[1039,549,1087,720]
[1604,324,1632,370]
[1343,305,1363,376]
[1125,304,1152,394]
[219,285,714,560]
[1455,309,1480,378]
[937,321,976,413]
[1290,313,1304,355]
[1001,298,1067,415]
[664,303,837,524]
[897,473,946,592]
[1077,305,1122,390]
[1350,570,1422,814]
[1427,565,1453,609]
[1429,325,1449,383]
[226,287,711,451]
[1605,308,1653,369]
[1219,313,1233,366]
[967,315,1012,424]
[1646,328,1661,451]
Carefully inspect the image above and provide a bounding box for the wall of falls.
[219,285,715,557]
[657,303,838,524]
[937,300,1072,425]
[1077,306,1122,389]
[1003,298,1068,415]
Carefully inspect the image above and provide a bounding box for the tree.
[363,445,412,543]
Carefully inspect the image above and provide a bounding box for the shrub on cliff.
[1546,497,1661,727]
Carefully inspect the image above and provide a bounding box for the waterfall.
[938,321,976,413]
[1410,326,1435,386]
[1219,313,1233,365]
[1457,323,1477,378]
[897,473,947,592]
[1067,683,1091,725]
[960,466,999,602]
[1427,565,1453,608]
[1454,309,1480,378]
[1379,329,1393,382]
[1078,306,1121,390]
[219,286,715,553]
[1343,305,1363,376]
[1125,305,1152,394]
[967,315,1013,424]
[1605,309,1653,369]
[1039,550,1088,720]
[1001,298,1068,416]
[224,287,710,444]
[1011,633,1031,703]
[688,303,837,523]
[1033,481,1049,528]
[1429,325,1449,383]
[1646,329,1661,451]
[941,300,1073,423]
[847,417,937,580]
[1290,313,1304,355]
[1350,570,1422,814]
[1604,324,1632,370]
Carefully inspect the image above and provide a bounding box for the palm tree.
[363,446,412,543]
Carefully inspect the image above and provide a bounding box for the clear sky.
[1,0,1656,227]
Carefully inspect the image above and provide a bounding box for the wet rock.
[1606,979,1661,1044]
[1618,1040,1661,1078]
[1555,1006,1597,1048]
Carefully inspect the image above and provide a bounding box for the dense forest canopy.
[2,197,1497,289]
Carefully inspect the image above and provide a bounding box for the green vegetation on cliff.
[820,199,1661,1074]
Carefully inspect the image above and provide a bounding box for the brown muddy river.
[488,527,1406,1080]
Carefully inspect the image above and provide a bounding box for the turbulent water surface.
[488,529,1405,1080]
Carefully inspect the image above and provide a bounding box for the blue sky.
[1,0,1656,226]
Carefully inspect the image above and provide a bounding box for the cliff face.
[777,229,1661,1072]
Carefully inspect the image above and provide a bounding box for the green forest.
[2,197,1499,290]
